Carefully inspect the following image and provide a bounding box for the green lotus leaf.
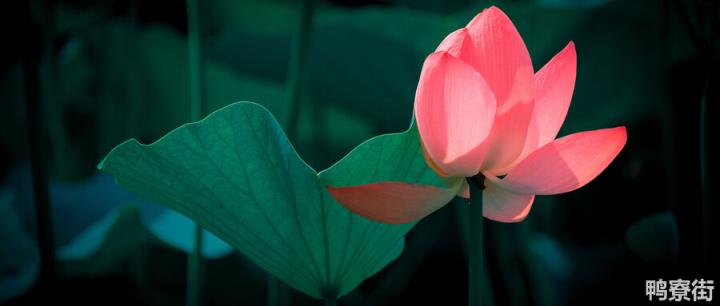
[98,102,413,299]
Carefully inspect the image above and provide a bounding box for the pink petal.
[436,28,475,61]
[327,181,461,224]
[480,100,535,174]
[415,51,497,177]
[457,180,470,198]
[464,6,535,111]
[522,42,577,156]
[421,142,449,177]
[455,178,533,222]
[448,7,536,173]
[483,178,535,222]
[500,127,628,195]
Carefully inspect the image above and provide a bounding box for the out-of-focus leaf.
[57,205,125,260]
[146,210,235,259]
[59,205,164,275]
[625,211,679,265]
[4,165,233,259]
[58,208,233,261]
[59,204,267,303]
[0,190,38,303]
[11,19,294,180]
[99,102,413,299]
[307,8,449,134]
[523,233,562,306]
[202,0,298,35]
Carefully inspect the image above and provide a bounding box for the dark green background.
[1,0,717,305]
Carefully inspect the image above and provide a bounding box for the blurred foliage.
[625,211,679,265]
[0,190,38,302]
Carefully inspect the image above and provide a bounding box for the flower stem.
[467,176,485,306]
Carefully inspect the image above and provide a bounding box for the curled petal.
[415,52,497,177]
[500,127,627,195]
[483,178,535,222]
[457,178,534,222]
[421,142,449,177]
[327,181,461,224]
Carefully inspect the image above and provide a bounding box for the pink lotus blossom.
[329,6,627,224]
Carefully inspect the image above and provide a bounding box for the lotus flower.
[327,6,627,224]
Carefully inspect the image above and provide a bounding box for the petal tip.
[564,42,577,60]
[485,5,504,15]
[469,5,512,28]
[567,41,576,51]
[437,28,471,55]
[502,126,629,195]
[614,125,628,145]
[425,51,453,65]
[607,126,628,141]
[557,41,577,64]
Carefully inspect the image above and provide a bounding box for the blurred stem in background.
[699,80,708,268]
[467,176,485,306]
[693,0,715,270]
[23,0,57,290]
[283,0,315,141]
[186,0,205,305]
[271,0,315,304]
[695,0,718,270]
[324,297,337,306]
[671,0,716,271]
[187,0,205,122]
[186,226,204,306]
[267,276,289,306]
[125,0,142,144]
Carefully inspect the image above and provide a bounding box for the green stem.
[324,297,337,306]
[282,0,315,137]
[699,80,708,268]
[266,1,315,305]
[185,0,205,305]
[186,0,204,121]
[186,225,203,306]
[467,176,485,306]
[267,275,289,306]
[23,0,56,287]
